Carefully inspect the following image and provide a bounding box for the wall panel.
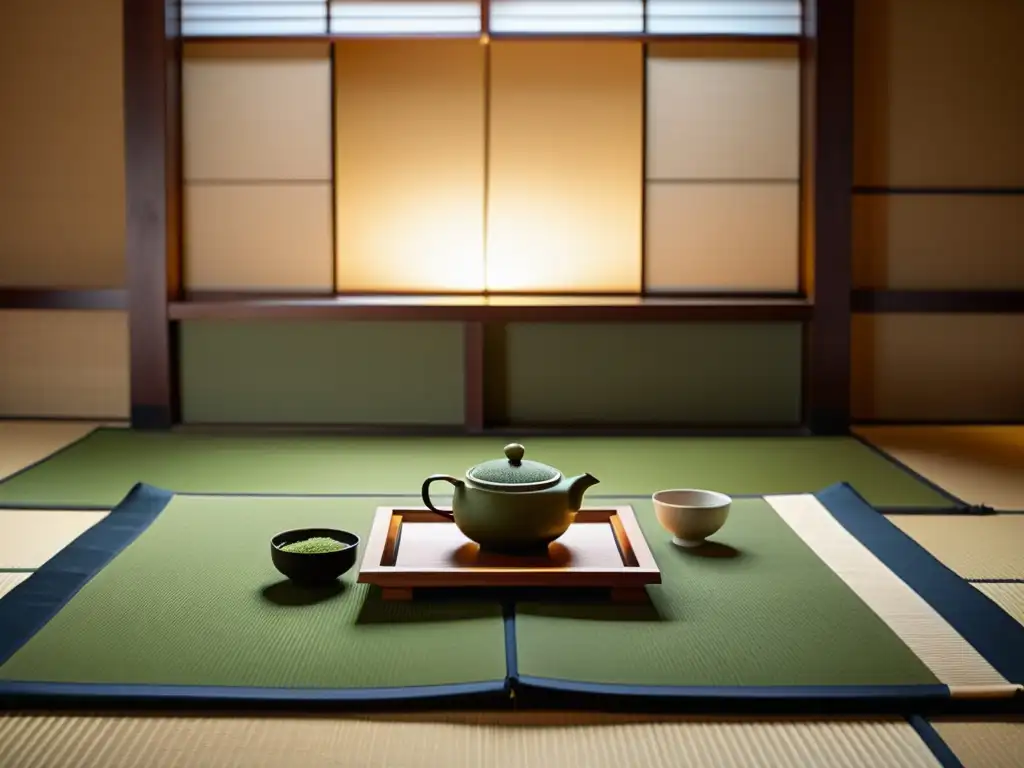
[854,0,1024,187]
[852,314,1024,422]
[333,40,486,293]
[646,184,799,292]
[182,43,333,292]
[179,321,465,424]
[646,43,800,181]
[497,323,803,425]
[184,185,334,291]
[0,311,129,418]
[853,194,1024,289]
[486,41,643,293]
[0,0,125,287]
[644,43,800,292]
[183,44,332,182]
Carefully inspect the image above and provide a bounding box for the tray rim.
[357,504,662,589]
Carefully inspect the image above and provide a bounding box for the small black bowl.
[271,528,360,587]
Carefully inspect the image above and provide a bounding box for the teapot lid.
[468,443,561,488]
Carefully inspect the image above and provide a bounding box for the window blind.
[181,1,801,38]
[181,0,329,37]
[489,1,644,34]
[646,1,802,36]
[328,2,481,34]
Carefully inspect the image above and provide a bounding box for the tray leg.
[610,587,649,604]
[381,587,415,601]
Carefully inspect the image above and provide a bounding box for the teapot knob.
[504,443,525,465]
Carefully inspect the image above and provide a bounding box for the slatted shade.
[181,1,329,37]
[181,0,802,36]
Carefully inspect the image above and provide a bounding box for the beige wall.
[0,1,130,419]
[0,311,130,418]
[852,0,1024,420]
[0,0,125,288]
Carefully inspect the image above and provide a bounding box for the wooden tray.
[358,506,661,602]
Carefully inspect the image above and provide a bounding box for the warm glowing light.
[485,42,644,293]
[334,40,486,292]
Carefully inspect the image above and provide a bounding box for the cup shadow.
[677,541,743,559]
[261,579,347,606]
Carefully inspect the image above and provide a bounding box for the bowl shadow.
[677,541,742,559]
[261,579,347,606]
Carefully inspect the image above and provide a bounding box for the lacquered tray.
[358,505,662,601]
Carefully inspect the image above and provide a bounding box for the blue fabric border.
[515,676,951,703]
[907,716,966,768]
[0,482,171,668]
[0,680,507,709]
[815,483,1024,686]
[0,484,510,708]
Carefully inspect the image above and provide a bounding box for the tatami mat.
[857,426,1024,511]
[0,572,29,599]
[974,583,1024,625]
[0,509,108,569]
[0,421,111,481]
[889,515,1024,580]
[931,719,1024,768]
[0,714,945,768]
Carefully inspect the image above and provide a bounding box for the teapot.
[420,443,600,553]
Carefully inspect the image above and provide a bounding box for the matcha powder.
[280,537,347,554]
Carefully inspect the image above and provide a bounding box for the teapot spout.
[565,473,600,511]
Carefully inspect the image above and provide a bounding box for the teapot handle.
[421,475,461,520]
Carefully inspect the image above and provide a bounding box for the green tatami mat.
[514,498,938,688]
[0,428,952,508]
[0,496,505,689]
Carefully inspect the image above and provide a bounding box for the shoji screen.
[183,43,334,292]
[333,40,486,292]
[644,42,801,292]
[486,41,644,293]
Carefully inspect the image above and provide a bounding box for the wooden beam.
[0,289,127,311]
[804,0,854,435]
[167,295,814,323]
[123,0,183,429]
[852,290,1024,314]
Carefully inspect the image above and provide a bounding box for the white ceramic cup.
[652,489,732,548]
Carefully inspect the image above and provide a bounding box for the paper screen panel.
[486,42,643,293]
[646,43,800,181]
[646,183,799,291]
[853,194,1024,289]
[0,0,124,288]
[333,40,486,292]
[646,0,802,36]
[854,0,1024,187]
[498,322,803,424]
[179,320,465,424]
[0,311,129,419]
[489,1,643,33]
[182,1,329,37]
[185,184,334,291]
[329,1,481,34]
[852,314,1024,422]
[183,45,332,182]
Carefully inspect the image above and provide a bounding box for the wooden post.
[123,0,183,429]
[803,0,854,434]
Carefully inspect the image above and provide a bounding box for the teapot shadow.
[678,541,742,559]
[448,541,574,568]
[261,579,347,606]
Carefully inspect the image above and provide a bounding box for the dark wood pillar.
[123,0,182,429]
[803,0,854,434]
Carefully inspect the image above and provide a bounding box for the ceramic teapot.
[420,443,600,553]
